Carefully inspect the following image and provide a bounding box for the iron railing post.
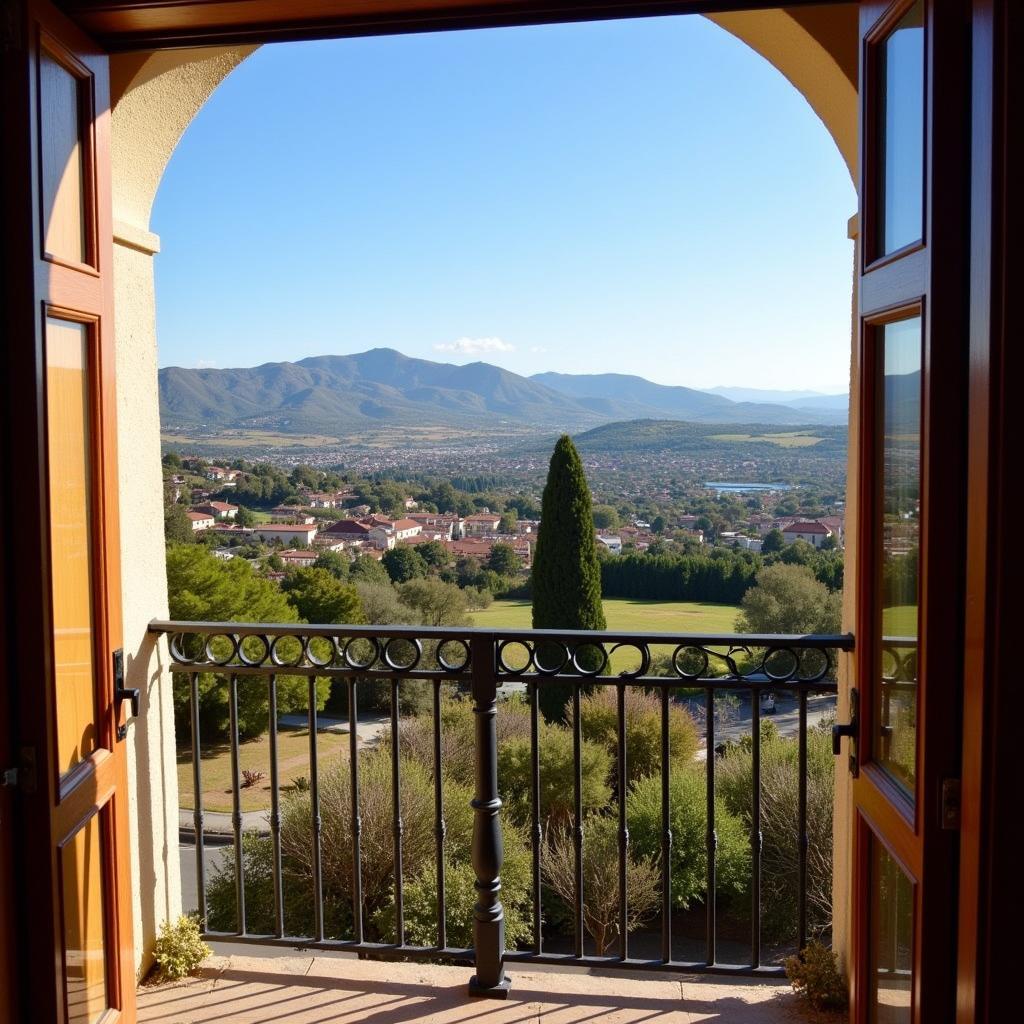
[468,634,510,998]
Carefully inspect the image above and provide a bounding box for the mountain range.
[158,348,848,435]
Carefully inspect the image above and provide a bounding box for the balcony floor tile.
[137,950,835,1024]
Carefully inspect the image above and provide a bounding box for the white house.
[463,512,501,537]
[782,521,834,548]
[596,534,623,555]
[186,511,214,532]
[278,548,318,568]
[191,500,238,520]
[252,523,319,546]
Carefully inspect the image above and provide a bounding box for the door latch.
[113,649,140,741]
[831,688,859,775]
[940,778,961,830]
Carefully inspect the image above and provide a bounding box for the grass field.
[882,605,918,636]
[178,729,348,813]
[470,598,742,634]
[708,431,824,448]
[471,599,743,676]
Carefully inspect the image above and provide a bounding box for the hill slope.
[159,349,850,437]
[532,372,846,426]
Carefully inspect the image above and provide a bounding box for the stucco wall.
[109,45,255,976]
[113,229,181,979]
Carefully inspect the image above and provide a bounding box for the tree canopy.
[531,436,606,720]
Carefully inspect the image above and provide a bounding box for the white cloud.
[434,337,515,355]
[529,345,548,354]
[194,359,219,369]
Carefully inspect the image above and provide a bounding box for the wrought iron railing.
[149,619,853,996]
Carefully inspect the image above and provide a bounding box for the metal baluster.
[751,687,762,969]
[660,685,671,965]
[797,690,809,951]
[348,678,364,943]
[391,678,404,946]
[433,679,447,950]
[189,672,207,929]
[530,678,542,955]
[468,634,510,997]
[572,682,584,959]
[308,675,324,942]
[617,681,628,961]
[705,686,716,967]
[267,673,284,937]
[228,672,245,934]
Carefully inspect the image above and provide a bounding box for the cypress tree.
[532,435,606,721]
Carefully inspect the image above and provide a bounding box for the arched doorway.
[105,7,861,975]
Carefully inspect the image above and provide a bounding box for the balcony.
[146,620,851,1018]
[136,948,810,1023]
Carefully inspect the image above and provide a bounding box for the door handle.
[832,720,855,755]
[113,649,140,740]
[831,687,858,773]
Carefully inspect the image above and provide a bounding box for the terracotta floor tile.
[137,953,821,1024]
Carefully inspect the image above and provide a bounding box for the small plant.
[241,768,266,789]
[153,915,211,982]
[784,941,848,1011]
[291,774,309,792]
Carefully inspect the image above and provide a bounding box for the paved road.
[686,692,836,757]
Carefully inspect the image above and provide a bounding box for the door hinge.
[940,778,961,830]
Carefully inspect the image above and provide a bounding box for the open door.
[843,2,970,1022]
[2,1,135,1021]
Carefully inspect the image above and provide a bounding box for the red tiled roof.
[256,524,317,533]
[323,520,371,535]
[783,521,830,534]
[390,518,421,531]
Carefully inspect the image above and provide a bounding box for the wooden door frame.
[3,2,1015,1022]
[850,2,971,1021]
[956,2,1022,1020]
[2,2,134,1021]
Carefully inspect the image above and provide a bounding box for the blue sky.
[152,16,856,393]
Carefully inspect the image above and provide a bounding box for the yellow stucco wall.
[110,45,255,976]
[110,14,857,976]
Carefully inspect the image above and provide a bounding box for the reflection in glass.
[47,318,99,773]
[878,0,925,255]
[62,814,110,1024]
[39,46,87,264]
[869,837,914,1024]
[876,317,920,797]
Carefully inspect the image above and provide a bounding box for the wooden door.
[846,2,970,1022]
[1,1,135,1021]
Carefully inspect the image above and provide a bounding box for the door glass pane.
[875,316,920,797]
[869,835,914,1024]
[878,0,925,255]
[39,45,87,265]
[61,813,110,1024]
[46,318,99,773]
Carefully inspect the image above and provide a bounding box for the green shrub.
[627,765,750,910]
[395,692,532,791]
[152,915,211,981]
[716,721,835,942]
[577,687,699,784]
[382,821,533,951]
[543,813,660,956]
[784,941,847,1011]
[499,720,611,825]
[207,747,536,948]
